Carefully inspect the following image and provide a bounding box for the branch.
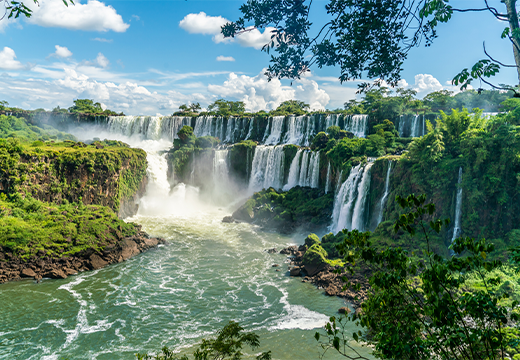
[483,42,518,68]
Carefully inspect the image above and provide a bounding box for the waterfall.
[248,146,285,192]
[298,151,310,187]
[331,163,373,233]
[264,116,285,145]
[377,161,393,225]
[325,114,340,130]
[225,117,236,143]
[335,170,343,195]
[213,150,230,187]
[398,115,404,137]
[108,116,192,141]
[193,116,213,137]
[410,115,419,138]
[345,115,368,138]
[325,162,331,194]
[422,115,426,136]
[283,149,302,191]
[244,119,253,140]
[451,167,463,243]
[309,152,320,188]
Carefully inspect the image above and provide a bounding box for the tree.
[222,0,520,93]
[315,194,520,360]
[136,321,271,360]
[272,99,309,115]
[68,99,103,114]
[189,103,202,113]
[1,0,73,20]
[208,99,246,115]
[178,104,190,113]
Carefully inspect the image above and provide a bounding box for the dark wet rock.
[290,267,301,276]
[338,307,351,314]
[272,264,280,267]
[222,216,234,223]
[266,248,277,254]
[280,246,298,255]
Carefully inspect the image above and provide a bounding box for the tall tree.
[222,0,520,93]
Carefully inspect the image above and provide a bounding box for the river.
[0,130,373,360]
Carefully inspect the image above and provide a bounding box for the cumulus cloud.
[179,12,227,35]
[54,45,73,58]
[411,74,443,95]
[207,70,330,111]
[216,56,235,62]
[0,47,24,70]
[179,12,274,49]
[27,0,129,32]
[96,53,110,68]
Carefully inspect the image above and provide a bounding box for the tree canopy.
[222,0,520,93]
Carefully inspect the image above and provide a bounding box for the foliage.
[67,99,121,116]
[304,233,320,247]
[223,0,520,91]
[0,135,147,214]
[0,114,75,142]
[316,194,520,360]
[207,100,246,116]
[136,321,271,360]
[0,194,139,260]
[270,100,309,116]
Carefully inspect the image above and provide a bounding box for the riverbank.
[0,231,165,283]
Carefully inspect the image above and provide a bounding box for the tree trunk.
[504,0,520,85]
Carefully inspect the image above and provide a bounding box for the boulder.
[338,307,351,314]
[45,269,67,279]
[290,267,301,276]
[302,244,329,276]
[89,254,108,270]
[222,216,234,223]
[21,268,37,278]
[232,199,256,223]
[266,248,277,254]
[272,264,280,267]
[121,239,140,260]
[304,233,320,248]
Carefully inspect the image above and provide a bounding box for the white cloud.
[92,37,113,43]
[207,70,329,111]
[96,53,110,68]
[179,12,228,35]
[179,12,274,49]
[0,47,24,70]
[27,0,129,32]
[216,56,235,62]
[412,74,443,95]
[54,45,73,58]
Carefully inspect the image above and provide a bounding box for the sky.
[0,0,518,115]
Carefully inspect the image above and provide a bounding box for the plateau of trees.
[222,0,520,93]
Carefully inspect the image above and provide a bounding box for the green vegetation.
[0,136,147,214]
[0,193,139,260]
[233,186,334,232]
[315,194,520,360]
[207,99,246,116]
[67,99,122,116]
[270,100,309,116]
[0,114,75,142]
[136,321,271,360]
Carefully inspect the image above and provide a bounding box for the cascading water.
[107,116,192,141]
[331,163,373,233]
[264,116,285,145]
[451,167,463,243]
[248,146,285,192]
[283,149,302,191]
[377,161,393,225]
[298,151,310,187]
[309,152,320,188]
[213,150,230,188]
[325,114,341,129]
[345,115,368,138]
[325,162,331,194]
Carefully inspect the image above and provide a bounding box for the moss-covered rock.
[302,243,329,276]
[304,233,320,247]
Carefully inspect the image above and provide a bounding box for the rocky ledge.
[0,232,166,283]
[280,245,370,308]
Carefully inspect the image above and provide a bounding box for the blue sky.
[0,0,517,115]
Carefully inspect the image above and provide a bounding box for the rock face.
[222,216,235,223]
[0,233,165,283]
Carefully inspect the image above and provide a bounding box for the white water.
[107,116,192,141]
[451,167,463,243]
[283,115,315,146]
[309,152,320,188]
[248,146,285,192]
[345,115,368,138]
[264,116,285,145]
[325,162,331,194]
[377,161,393,225]
[283,149,302,191]
[331,163,373,233]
